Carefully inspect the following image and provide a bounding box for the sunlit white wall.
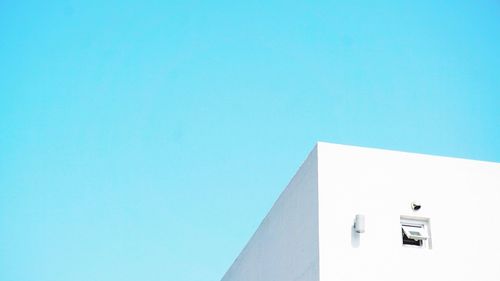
[318,142,500,281]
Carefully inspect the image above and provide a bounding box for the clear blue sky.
[1,1,499,280]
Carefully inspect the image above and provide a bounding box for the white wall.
[221,147,320,281]
[317,142,500,281]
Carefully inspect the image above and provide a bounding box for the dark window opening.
[402,229,423,246]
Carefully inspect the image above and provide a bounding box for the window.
[400,217,431,249]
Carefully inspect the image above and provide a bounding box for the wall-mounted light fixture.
[411,201,422,211]
[354,214,365,233]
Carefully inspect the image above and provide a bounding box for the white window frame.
[400,216,432,249]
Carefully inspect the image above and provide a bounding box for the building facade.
[221,142,500,281]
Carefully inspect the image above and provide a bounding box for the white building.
[221,142,500,281]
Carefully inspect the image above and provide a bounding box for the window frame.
[400,216,432,249]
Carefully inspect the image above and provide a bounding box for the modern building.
[221,142,500,281]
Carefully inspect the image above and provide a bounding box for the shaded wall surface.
[221,147,319,281]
